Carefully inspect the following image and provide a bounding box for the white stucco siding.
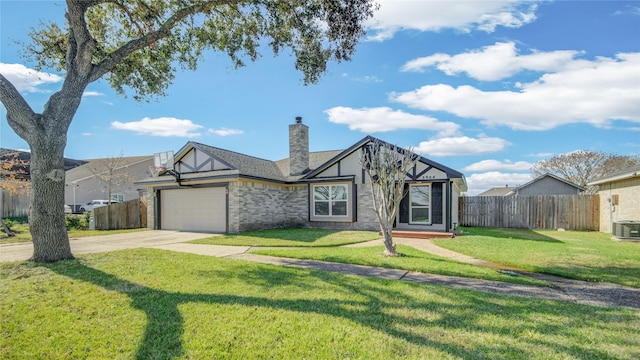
[411,163,447,181]
[315,163,339,177]
[176,148,231,174]
[338,152,365,183]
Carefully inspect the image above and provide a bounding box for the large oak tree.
[0,0,376,262]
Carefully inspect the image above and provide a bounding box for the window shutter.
[432,183,443,224]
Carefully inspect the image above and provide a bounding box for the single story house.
[478,173,584,196]
[65,155,153,212]
[587,165,640,234]
[138,119,467,233]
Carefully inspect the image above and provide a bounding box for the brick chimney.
[289,116,309,176]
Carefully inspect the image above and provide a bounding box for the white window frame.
[409,184,431,225]
[111,194,125,202]
[312,184,349,218]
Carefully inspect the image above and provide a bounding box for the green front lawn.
[434,227,640,287]
[2,249,638,359]
[189,228,380,247]
[252,245,548,287]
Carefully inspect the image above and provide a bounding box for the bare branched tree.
[89,152,132,206]
[89,152,133,229]
[532,151,640,193]
[360,138,419,256]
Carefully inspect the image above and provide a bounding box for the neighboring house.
[65,155,153,212]
[138,119,467,234]
[587,165,640,234]
[477,186,516,196]
[478,173,584,196]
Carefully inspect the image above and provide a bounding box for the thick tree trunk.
[3,71,87,262]
[28,136,73,262]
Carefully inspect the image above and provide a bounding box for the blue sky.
[1,0,639,195]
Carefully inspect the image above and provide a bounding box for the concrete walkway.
[0,230,218,262]
[2,232,639,309]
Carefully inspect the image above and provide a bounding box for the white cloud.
[401,42,583,81]
[208,127,244,136]
[613,6,640,16]
[81,132,92,136]
[325,106,459,136]
[392,52,640,130]
[527,152,554,158]
[465,171,533,195]
[413,135,511,157]
[352,75,383,83]
[111,117,203,137]
[0,63,62,93]
[463,159,532,172]
[82,91,104,97]
[367,1,538,41]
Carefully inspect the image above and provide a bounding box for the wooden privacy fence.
[459,195,599,230]
[1,190,30,218]
[94,198,147,230]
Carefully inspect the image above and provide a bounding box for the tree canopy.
[20,0,376,100]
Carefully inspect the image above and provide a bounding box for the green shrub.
[65,214,88,230]
[3,216,28,232]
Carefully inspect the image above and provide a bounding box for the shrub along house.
[138,118,467,234]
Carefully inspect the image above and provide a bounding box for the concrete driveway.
[0,230,250,262]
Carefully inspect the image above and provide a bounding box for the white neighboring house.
[65,156,153,213]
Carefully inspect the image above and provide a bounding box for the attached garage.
[159,186,227,232]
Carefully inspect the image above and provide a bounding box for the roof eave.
[588,171,640,186]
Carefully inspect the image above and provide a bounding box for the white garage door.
[160,187,227,232]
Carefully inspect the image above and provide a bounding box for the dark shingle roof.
[192,143,287,181]
[275,150,343,181]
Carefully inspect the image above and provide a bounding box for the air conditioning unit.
[612,221,640,240]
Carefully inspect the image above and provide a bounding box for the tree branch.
[66,0,97,76]
[89,0,232,82]
[0,74,39,140]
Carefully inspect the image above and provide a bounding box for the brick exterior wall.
[237,181,288,231]
[233,180,380,232]
[145,190,155,229]
[283,185,309,226]
[597,177,640,233]
[227,182,241,233]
